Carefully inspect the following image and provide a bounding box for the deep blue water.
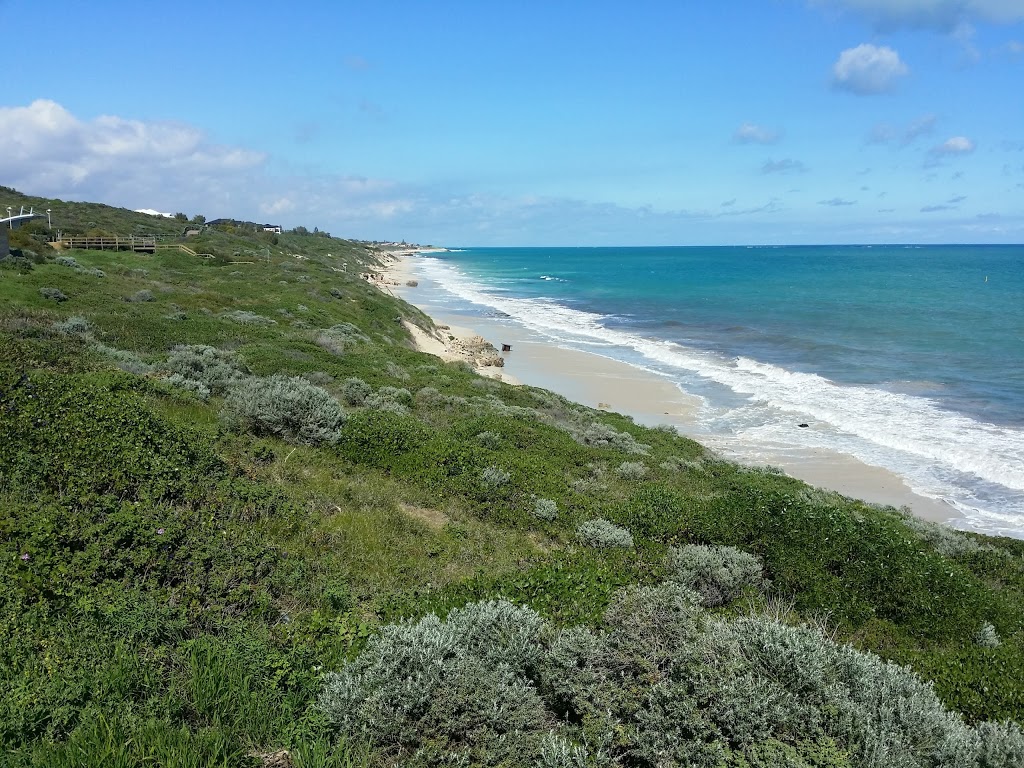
[410,245,1024,537]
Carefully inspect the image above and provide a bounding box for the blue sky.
[2,0,1023,245]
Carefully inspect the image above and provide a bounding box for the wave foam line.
[417,257,1024,499]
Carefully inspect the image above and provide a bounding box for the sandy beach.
[375,249,964,528]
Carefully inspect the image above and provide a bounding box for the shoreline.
[380,250,965,529]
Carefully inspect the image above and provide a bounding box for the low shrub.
[319,601,548,763]
[532,498,558,521]
[341,377,372,406]
[91,343,154,375]
[125,289,155,303]
[51,315,91,337]
[220,309,276,326]
[898,507,999,559]
[577,519,634,549]
[322,589,1024,768]
[222,375,346,445]
[975,622,1002,648]
[666,543,765,606]
[385,361,410,381]
[475,431,504,449]
[164,344,247,396]
[39,287,68,302]
[615,461,648,480]
[165,373,211,400]
[565,420,650,455]
[364,387,413,415]
[480,465,511,489]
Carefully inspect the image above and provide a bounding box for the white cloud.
[832,44,909,94]
[0,99,266,200]
[816,1,1024,31]
[733,122,780,144]
[932,136,977,154]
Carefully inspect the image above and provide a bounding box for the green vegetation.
[1,186,1022,765]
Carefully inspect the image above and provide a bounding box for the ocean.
[405,245,1024,539]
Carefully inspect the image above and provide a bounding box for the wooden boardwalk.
[61,236,211,258]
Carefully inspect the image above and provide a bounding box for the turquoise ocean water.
[410,245,1024,538]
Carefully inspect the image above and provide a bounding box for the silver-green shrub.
[566,421,650,455]
[898,508,1000,559]
[223,375,345,445]
[364,386,414,415]
[666,544,765,606]
[576,519,633,549]
[615,461,648,480]
[220,309,276,325]
[52,315,91,337]
[341,377,372,406]
[125,289,155,303]
[385,361,410,381]
[39,287,68,302]
[164,344,247,396]
[55,255,80,268]
[164,373,211,400]
[321,589,1024,768]
[532,498,558,521]
[975,621,1002,648]
[319,600,548,763]
[313,330,346,356]
[481,466,511,489]
[91,343,153,375]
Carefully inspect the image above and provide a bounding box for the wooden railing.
[61,237,212,258]
[62,236,156,252]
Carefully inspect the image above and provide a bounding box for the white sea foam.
[415,256,1024,536]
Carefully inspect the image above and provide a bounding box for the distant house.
[206,218,281,234]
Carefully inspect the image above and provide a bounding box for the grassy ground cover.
[1,189,1022,766]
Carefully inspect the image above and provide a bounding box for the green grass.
[1,188,1022,764]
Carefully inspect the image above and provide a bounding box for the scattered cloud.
[947,194,968,203]
[716,199,784,217]
[816,1,1024,32]
[1006,40,1024,56]
[921,204,953,212]
[819,197,857,206]
[904,114,939,144]
[733,122,780,144]
[721,198,737,207]
[868,114,938,146]
[761,158,808,174]
[931,136,976,155]
[832,44,909,94]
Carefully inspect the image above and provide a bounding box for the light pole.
[46,209,51,228]
[6,207,11,229]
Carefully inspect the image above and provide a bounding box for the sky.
[2,0,1023,246]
